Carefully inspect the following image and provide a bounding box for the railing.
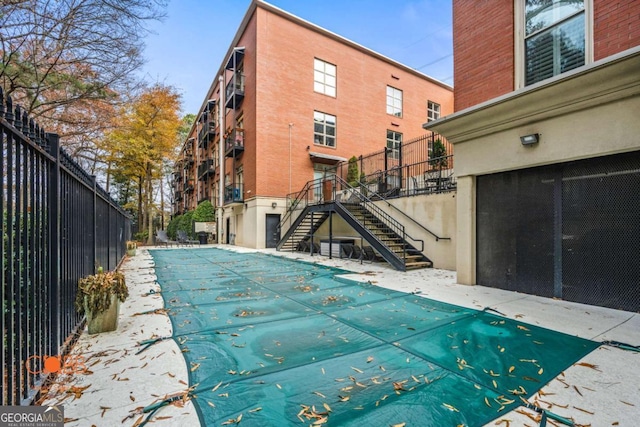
[357,155,456,198]
[225,72,245,102]
[224,183,244,204]
[197,158,215,180]
[350,174,451,242]
[276,179,317,239]
[1,88,131,405]
[225,128,245,156]
[332,175,425,256]
[198,120,216,148]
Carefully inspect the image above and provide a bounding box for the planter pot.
[85,295,120,334]
[127,249,136,256]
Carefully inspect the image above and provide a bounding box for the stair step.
[405,261,433,270]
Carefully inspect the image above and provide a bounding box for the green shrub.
[134,230,148,242]
[346,156,360,187]
[167,214,181,240]
[193,200,216,222]
[177,210,195,239]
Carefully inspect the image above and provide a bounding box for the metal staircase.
[276,176,433,271]
[338,203,431,270]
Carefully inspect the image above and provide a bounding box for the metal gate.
[477,150,640,312]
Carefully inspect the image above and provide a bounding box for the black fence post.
[92,176,97,273]
[47,133,61,357]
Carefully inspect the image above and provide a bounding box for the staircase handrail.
[334,175,424,253]
[277,183,310,233]
[277,176,326,234]
[358,181,451,242]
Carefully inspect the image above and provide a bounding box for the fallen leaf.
[443,403,459,412]
[575,362,601,372]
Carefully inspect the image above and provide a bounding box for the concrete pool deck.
[41,245,640,426]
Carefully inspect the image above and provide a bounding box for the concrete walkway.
[41,245,640,426]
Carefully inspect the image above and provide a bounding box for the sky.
[139,0,453,116]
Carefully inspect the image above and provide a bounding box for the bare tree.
[0,0,167,160]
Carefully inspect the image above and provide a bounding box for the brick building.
[426,0,640,311]
[173,0,453,249]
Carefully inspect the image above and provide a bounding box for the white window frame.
[427,101,441,122]
[386,86,403,117]
[313,111,336,148]
[313,58,337,97]
[386,130,402,160]
[514,0,593,89]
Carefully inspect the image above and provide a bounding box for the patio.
[40,245,640,426]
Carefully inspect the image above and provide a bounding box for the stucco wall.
[311,193,457,270]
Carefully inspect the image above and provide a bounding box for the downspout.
[217,74,225,243]
[195,121,200,203]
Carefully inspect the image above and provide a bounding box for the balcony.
[225,73,245,109]
[175,191,183,202]
[225,128,244,158]
[198,120,216,149]
[183,180,194,193]
[224,183,243,205]
[183,155,194,169]
[198,158,215,181]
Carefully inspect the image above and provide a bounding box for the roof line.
[187,0,452,148]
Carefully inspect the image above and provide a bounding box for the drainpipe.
[288,123,293,195]
[217,74,225,243]
[195,120,200,202]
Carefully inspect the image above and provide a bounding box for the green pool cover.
[146,248,598,426]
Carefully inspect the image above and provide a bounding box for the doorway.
[265,214,281,248]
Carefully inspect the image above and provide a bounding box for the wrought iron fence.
[328,132,455,199]
[1,88,131,405]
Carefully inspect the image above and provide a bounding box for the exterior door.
[265,214,281,248]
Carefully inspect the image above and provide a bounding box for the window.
[314,58,336,97]
[386,86,403,117]
[313,111,336,147]
[524,0,586,86]
[427,101,441,122]
[386,130,402,160]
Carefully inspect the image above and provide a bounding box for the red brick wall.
[252,6,454,198]
[181,4,454,211]
[453,0,514,111]
[594,0,640,60]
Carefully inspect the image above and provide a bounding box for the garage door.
[477,150,640,312]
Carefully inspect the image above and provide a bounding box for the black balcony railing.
[224,183,244,204]
[225,73,245,109]
[198,158,215,180]
[183,155,194,169]
[198,120,216,149]
[183,180,195,193]
[0,89,131,405]
[225,128,244,158]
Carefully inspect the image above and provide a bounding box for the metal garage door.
[477,150,640,312]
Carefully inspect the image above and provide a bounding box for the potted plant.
[126,240,137,256]
[75,267,129,334]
